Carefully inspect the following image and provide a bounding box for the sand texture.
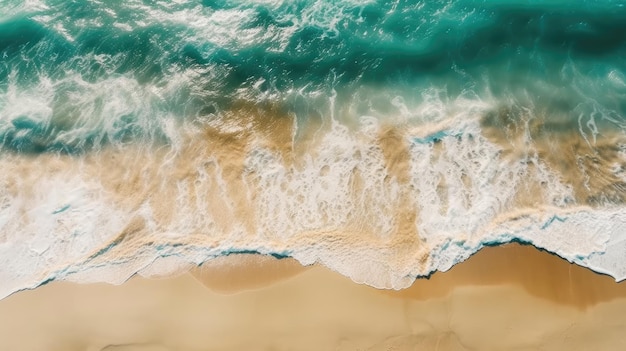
[1,244,626,350]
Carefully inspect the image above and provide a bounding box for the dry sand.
[1,244,626,351]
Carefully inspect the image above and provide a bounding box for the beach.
[1,244,625,351]
[2,1,626,350]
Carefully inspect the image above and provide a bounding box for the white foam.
[0,68,197,150]
[1,95,625,299]
[0,164,128,298]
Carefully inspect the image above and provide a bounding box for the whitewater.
[1,0,626,298]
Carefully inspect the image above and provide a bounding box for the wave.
[1,95,626,298]
[1,0,626,298]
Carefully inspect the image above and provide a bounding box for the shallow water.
[1,0,626,298]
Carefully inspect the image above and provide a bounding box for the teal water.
[4,0,626,298]
[1,0,626,152]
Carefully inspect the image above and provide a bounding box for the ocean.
[1,0,626,298]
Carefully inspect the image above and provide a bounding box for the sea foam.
[0,94,625,299]
[2,0,626,299]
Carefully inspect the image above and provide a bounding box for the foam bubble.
[0,93,625,298]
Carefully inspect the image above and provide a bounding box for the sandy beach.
[1,244,626,351]
[3,2,626,351]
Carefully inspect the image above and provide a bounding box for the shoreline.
[1,243,626,350]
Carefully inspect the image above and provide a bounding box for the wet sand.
[1,244,626,350]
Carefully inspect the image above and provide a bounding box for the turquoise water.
[1,0,626,151]
[3,1,626,297]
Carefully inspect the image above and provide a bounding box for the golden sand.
[1,244,626,350]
